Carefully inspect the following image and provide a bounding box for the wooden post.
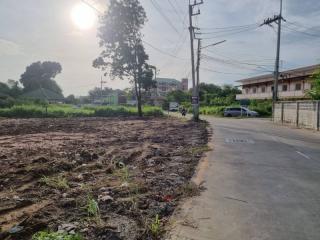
[296,102,300,127]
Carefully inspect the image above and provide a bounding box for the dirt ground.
[0,117,208,240]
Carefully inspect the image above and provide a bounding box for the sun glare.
[71,3,96,30]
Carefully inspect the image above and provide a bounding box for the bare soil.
[0,117,208,240]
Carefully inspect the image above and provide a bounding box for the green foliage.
[248,100,272,116]
[199,83,241,106]
[0,104,163,118]
[93,0,150,117]
[20,61,63,94]
[308,69,320,100]
[32,231,83,240]
[199,106,226,116]
[150,214,161,238]
[40,176,69,190]
[114,165,130,183]
[85,196,100,218]
[163,90,191,110]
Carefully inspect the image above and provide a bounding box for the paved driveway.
[168,117,320,240]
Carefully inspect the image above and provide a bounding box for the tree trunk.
[137,82,142,117]
[134,73,142,117]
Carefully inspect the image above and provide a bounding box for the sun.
[71,3,96,30]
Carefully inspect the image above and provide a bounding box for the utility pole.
[195,39,226,105]
[261,0,285,116]
[196,39,201,88]
[188,0,203,121]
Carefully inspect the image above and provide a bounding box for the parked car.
[169,102,179,112]
[224,107,259,117]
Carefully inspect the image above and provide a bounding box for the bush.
[0,96,15,108]
[0,104,163,118]
[199,106,226,116]
[32,231,83,240]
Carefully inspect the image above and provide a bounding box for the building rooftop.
[236,64,320,85]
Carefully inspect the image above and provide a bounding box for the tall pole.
[196,39,201,89]
[188,4,198,121]
[260,0,284,118]
[274,0,283,105]
[188,0,203,121]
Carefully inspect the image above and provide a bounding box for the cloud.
[0,39,22,56]
[286,0,320,16]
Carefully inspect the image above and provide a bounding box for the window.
[253,87,257,94]
[282,85,288,92]
[295,83,302,91]
[245,88,249,94]
[261,86,266,93]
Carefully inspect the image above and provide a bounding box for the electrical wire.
[199,25,261,39]
[150,0,181,35]
[199,23,259,30]
[142,40,188,60]
[283,24,320,38]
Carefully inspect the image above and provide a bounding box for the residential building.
[153,78,189,97]
[181,78,189,91]
[236,64,320,100]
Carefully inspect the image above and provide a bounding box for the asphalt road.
[168,117,320,240]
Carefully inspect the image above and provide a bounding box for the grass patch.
[85,196,100,218]
[40,176,69,190]
[32,231,83,240]
[189,145,211,155]
[149,214,162,238]
[179,182,202,198]
[0,104,163,118]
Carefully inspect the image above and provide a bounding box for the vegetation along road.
[168,117,320,240]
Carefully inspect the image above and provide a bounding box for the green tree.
[65,94,79,105]
[308,69,320,100]
[20,61,62,94]
[93,0,151,117]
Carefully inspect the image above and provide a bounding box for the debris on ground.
[0,117,208,239]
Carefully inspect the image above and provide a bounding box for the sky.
[0,0,319,96]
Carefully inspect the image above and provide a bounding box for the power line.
[150,0,181,35]
[142,40,188,60]
[200,23,258,30]
[202,54,273,72]
[283,24,320,38]
[201,67,251,76]
[199,25,260,39]
[167,0,185,23]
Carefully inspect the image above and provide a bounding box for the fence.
[274,101,320,130]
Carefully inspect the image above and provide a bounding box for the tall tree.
[20,61,63,94]
[93,0,151,116]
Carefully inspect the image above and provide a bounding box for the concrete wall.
[274,101,320,130]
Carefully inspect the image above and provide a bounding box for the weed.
[189,145,211,155]
[32,231,83,240]
[149,214,161,238]
[114,165,130,183]
[180,182,201,197]
[40,175,69,190]
[85,196,100,218]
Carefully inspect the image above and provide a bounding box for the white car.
[224,107,259,117]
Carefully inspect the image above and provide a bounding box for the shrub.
[32,231,83,240]
[0,104,163,118]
